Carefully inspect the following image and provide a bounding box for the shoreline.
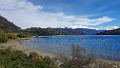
[0,39,56,57]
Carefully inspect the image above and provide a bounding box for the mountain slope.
[24,27,105,35]
[96,28,120,35]
[0,16,21,32]
[24,27,84,35]
[74,28,105,35]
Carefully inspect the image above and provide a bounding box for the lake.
[23,35,120,60]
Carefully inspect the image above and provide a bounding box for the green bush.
[17,33,28,38]
[0,49,58,68]
[7,33,17,39]
[0,33,8,43]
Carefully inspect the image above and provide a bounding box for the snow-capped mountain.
[59,25,119,30]
[68,25,89,29]
[95,26,119,30]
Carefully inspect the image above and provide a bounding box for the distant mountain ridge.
[24,27,105,35]
[0,15,21,32]
[74,28,105,35]
[24,27,84,35]
[60,25,119,30]
[96,28,120,35]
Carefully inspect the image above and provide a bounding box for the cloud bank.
[0,0,115,28]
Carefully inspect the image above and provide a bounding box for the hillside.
[24,27,104,35]
[96,28,120,35]
[0,16,21,32]
[24,27,84,36]
[74,28,105,35]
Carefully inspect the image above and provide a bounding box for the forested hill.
[0,16,21,32]
[96,28,120,35]
[24,27,84,36]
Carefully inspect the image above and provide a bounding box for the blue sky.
[30,0,120,27]
[30,0,119,16]
[0,0,120,29]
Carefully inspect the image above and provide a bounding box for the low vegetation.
[0,32,8,43]
[6,33,17,39]
[0,32,31,43]
[0,46,95,68]
[0,48,58,68]
[55,46,96,68]
[0,46,120,68]
[17,33,31,38]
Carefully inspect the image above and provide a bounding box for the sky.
[0,0,120,29]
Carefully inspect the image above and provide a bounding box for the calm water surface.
[23,35,120,60]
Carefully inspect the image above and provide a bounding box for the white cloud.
[67,24,119,30]
[75,16,115,25]
[0,0,115,28]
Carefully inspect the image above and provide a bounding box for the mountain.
[0,16,21,32]
[59,25,106,35]
[24,27,84,36]
[95,26,119,30]
[96,28,120,35]
[24,27,105,35]
[74,28,105,35]
[61,25,119,30]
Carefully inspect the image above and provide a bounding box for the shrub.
[0,33,8,43]
[7,33,17,39]
[56,46,96,68]
[17,33,28,38]
[42,56,58,68]
[0,48,58,68]
[29,52,42,62]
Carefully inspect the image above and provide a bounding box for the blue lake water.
[23,35,120,60]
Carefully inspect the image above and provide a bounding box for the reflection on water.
[23,35,120,60]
